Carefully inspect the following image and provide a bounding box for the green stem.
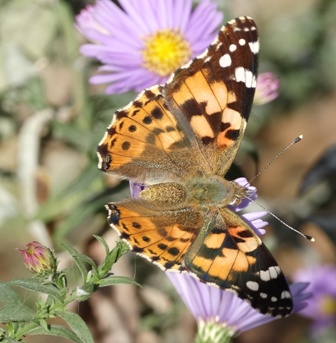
[11,321,40,341]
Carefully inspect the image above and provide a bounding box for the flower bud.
[17,241,56,275]
[254,72,280,105]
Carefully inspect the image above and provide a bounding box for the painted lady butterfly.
[97,17,293,317]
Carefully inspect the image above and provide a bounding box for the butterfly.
[97,16,293,317]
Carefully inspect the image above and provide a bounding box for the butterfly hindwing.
[183,207,293,316]
[106,200,204,271]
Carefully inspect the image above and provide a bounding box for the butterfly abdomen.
[140,182,186,207]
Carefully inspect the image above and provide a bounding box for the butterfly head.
[228,180,255,208]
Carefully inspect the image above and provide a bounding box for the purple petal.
[167,272,313,334]
[293,265,336,332]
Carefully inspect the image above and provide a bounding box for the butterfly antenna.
[245,194,315,242]
[248,135,303,185]
[243,135,314,242]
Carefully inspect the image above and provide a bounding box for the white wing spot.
[244,27,250,32]
[219,54,232,68]
[260,292,268,299]
[260,266,281,281]
[229,44,237,52]
[270,266,281,279]
[271,297,278,302]
[281,291,291,299]
[239,38,246,46]
[234,67,257,88]
[260,269,271,281]
[246,281,259,291]
[249,40,260,54]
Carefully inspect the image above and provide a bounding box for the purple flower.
[294,265,336,334]
[167,272,310,340]
[17,241,56,275]
[254,72,280,105]
[76,0,223,94]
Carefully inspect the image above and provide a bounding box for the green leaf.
[108,241,130,265]
[27,324,82,343]
[98,276,141,288]
[0,283,35,322]
[0,304,36,323]
[98,242,129,277]
[0,283,23,308]
[57,311,94,343]
[0,305,36,323]
[62,243,97,268]
[8,279,62,301]
[93,235,109,256]
[61,243,88,283]
[35,318,48,332]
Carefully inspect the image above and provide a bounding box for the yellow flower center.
[142,29,192,76]
[320,296,336,316]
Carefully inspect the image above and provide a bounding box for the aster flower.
[17,241,57,276]
[254,72,280,105]
[294,265,336,335]
[167,272,311,342]
[76,0,223,94]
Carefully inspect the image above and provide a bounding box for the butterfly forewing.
[165,16,259,174]
[97,85,206,182]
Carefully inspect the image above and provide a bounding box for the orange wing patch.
[217,107,245,148]
[183,207,261,283]
[97,85,205,182]
[106,201,204,270]
[98,86,185,168]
